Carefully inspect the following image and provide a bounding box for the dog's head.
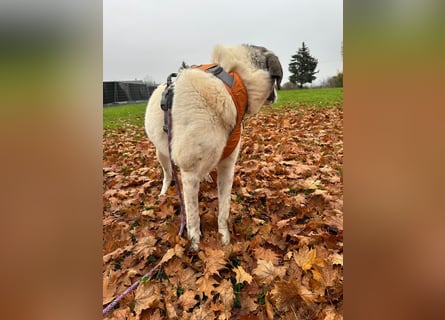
[211,44,283,113]
[246,45,283,105]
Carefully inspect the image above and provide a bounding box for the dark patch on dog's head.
[246,44,283,90]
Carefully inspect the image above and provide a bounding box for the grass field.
[273,87,343,108]
[103,87,343,129]
[103,103,147,129]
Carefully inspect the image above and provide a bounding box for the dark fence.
[103,81,158,105]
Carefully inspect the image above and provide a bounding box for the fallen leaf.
[199,248,227,277]
[293,246,317,271]
[197,276,218,297]
[134,282,161,316]
[160,243,184,264]
[178,290,198,311]
[252,259,285,285]
[216,279,234,319]
[233,266,253,284]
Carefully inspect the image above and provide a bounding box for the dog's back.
[170,68,237,176]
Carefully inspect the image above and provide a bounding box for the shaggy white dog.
[145,44,282,249]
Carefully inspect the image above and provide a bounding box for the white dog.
[145,44,282,249]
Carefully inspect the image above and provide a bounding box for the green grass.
[103,88,343,129]
[274,87,343,108]
[103,102,147,129]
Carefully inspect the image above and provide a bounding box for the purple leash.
[102,261,162,316]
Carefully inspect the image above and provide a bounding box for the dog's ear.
[266,54,283,90]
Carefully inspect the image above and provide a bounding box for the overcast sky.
[103,0,343,86]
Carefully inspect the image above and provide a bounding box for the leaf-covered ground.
[103,106,343,319]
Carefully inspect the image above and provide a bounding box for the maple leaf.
[197,275,218,297]
[320,265,342,288]
[160,243,184,264]
[252,259,286,285]
[189,300,216,320]
[293,246,324,271]
[108,308,131,320]
[134,282,161,316]
[165,300,178,319]
[102,273,116,305]
[103,247,125,265]
[233,266,253,284]
[199,248,227,277]
[254,247,280,265]
[131,235,157,261]
[178,290,198,311]
[271,280,317,313]
[311,267,324,283]
[164,257,183,286]
[216,279,234,319]
[238,294,258,313]
[276,216,298,229]
[271,280,303,312]
[177,267,199,290]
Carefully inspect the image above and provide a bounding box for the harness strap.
[205,65,234,88]
[195,64,248,160]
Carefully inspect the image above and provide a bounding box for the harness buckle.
[161,73,177,132]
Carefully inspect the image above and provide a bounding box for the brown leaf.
[199,248,227,277]
[109,308,131,320]
[178,290,198,310]
[239,294,258,313]
[197,276,218,297]
[189,300,216,320]
[252,259,286,285]
[164,257,183,286]
[233,266,253,284]
[160,243,184,264]
[132,235,157,260]
[271,280,316,312]
[216,279,234,319]
[102,273,116,305]
[293,246,323,271]
[254,247,280,265]
[134,282,161,316]
[177,267,199,290]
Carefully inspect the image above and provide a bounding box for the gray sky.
[103,0,343,86]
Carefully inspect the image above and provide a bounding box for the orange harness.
[195,64,248,160]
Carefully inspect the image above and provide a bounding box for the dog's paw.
[220,230,230,246]
[190,242,199,251]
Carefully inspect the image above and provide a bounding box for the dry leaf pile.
[103,106,343,319]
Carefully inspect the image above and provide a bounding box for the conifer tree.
[289,42,319,88]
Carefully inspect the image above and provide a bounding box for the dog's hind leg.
[216,143,240,245]
[181,171,201,250]
[156,150,172,196]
